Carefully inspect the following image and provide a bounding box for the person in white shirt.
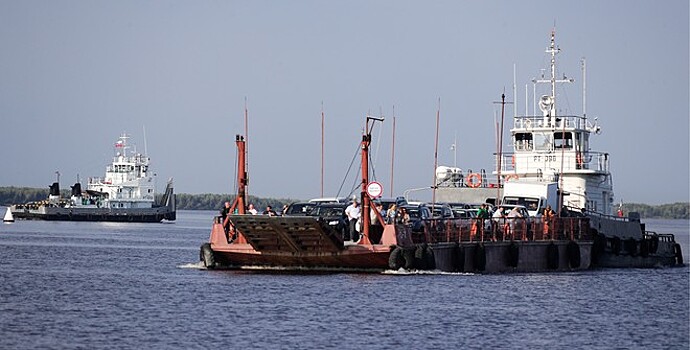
[344,200,361,241]
[247,203,258,215]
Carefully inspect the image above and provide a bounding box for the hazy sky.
[1,1,688,205]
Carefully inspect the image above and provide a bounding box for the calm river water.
[1,209,688,349]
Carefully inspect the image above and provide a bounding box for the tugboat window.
[533,132,553,151]
[554,132,573,149]
[515,133,533,151]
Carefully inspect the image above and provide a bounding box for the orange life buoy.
[505,174,519,182]
[511,155,516,167]
[466,173,482,188]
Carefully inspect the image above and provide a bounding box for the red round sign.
[366,181,383,198]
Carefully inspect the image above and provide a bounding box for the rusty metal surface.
[228,215,344,253]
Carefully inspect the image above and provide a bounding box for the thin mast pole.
[497,94,506,203]
[432,98,440,206]
[390,108,396,195]
[582,57,587,118]
[321,102,324,197]
[244,97,249,204]
[513,64,517,119]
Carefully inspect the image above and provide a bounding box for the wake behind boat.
[10,133,176,222]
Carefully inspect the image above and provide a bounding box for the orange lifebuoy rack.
[504,174,519,182]
[467,173,482,188]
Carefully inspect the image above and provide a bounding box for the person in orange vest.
[543,204,555,239]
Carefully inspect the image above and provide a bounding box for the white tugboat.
[10,134,176,222]
[435,29,682,268]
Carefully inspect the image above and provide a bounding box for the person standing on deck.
[543,205,555,239]
[345,200,361,241]
[247,203,258,215]
[220,201,232,233]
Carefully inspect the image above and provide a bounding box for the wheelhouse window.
[554,132,573,149]
[514,132,533,151]
[533,132,553,151]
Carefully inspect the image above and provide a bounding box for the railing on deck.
[413,217,591,244]
[499,151,610,173]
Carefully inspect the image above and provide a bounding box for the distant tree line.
[173,193,298,212]
[2,186,687,219]
[0,187,299,213]
[623,202,689,220]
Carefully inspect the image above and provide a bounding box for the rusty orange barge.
[200,115,605,273]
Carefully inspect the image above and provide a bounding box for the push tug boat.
[434,30,683,269]
[10,134,176,222]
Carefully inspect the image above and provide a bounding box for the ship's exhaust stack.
[71,183,82,197]
[160,179,176,221]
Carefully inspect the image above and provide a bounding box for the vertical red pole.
[359,118,372,245]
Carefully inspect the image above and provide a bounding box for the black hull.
[11,206,176,223]
[13,212,173,223]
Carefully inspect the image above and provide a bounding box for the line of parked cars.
[282,196,535,242]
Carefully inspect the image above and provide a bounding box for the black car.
[309,203,349,240]
[375,196,408,212]
[283,202,317,216]
[399,204,432,233]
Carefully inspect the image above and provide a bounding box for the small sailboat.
[3,207,14,223]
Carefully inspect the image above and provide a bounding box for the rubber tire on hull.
[414,244,429,270]
[474,243,486,272]
[639,239,650,258]
[424,246,435,270]
[201,243,216,269]
[547,242,559,270]
[674,243,684,266]
[403,248,416,269]
[625,238,637,257]
[505,241,519,268]
[611,237,622,256]
[388,247,405,270]
[567,240,581,269]
[455,244,465,272]
[649,236,659,254]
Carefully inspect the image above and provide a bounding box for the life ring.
[505,174,519,182]
[524,119,532,128]
[576,152,583,167]
[466,173,482,188]
[511,155,516,167]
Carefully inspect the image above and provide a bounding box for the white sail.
[3,207,14,222]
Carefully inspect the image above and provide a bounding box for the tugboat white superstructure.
[10,134,176,222]
[435,30,683,268]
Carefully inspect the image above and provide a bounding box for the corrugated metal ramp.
[228,215,345,253]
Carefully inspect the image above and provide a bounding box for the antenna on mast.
[432,98,440,206]
[582,56,587,118]
[143,125,148,156]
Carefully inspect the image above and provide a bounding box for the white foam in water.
[382,268,474,276]
[178,261,206,269]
